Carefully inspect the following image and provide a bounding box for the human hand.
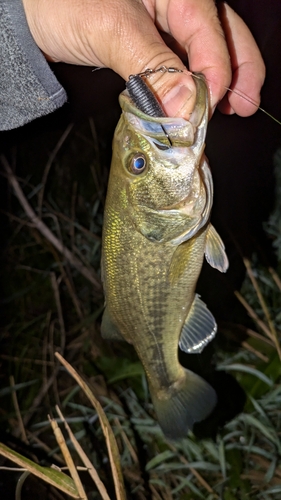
[22,0,265,119]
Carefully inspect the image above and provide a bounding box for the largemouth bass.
[101,75,228,440]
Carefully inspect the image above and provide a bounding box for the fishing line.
[127,66,281,127]
[221,86,281,126]
[192,71,281,126]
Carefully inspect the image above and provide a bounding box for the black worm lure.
[126,67,184,146]
[126,74,166,118]
[126,66,183,118]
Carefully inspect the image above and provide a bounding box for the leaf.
[69,306,104,335]
[153,461,221,472]
[0,380,38,397]
[264,456,277,483]
[223,491,239,500]
[226,449,242,488]
[107,361,144,384]
[56,406,111,500]
[218,363,273,387]
[55,352,126,500]
[202,441,219,461]
[249,353,281,398]
[218,438,227,479]
[263,485,281,494]
[182,437,204,461]
[172,475,206,498]
[96,356,144,384]
[145,450,175,471]
[249,396,272,426]
[49,416,87,499]
[240,414,279,445]
[0,443,79,498]
[226,444,275,461]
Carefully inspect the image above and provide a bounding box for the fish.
[101,75,229,440]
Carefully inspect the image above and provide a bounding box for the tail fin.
[150,369,216,440]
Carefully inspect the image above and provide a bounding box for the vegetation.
[0,120,280,499]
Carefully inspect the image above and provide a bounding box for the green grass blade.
[0,443,80,498]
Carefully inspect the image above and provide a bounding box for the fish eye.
[130,154,147,175]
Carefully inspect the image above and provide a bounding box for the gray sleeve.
[0,0,67,130]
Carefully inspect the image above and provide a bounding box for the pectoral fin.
[101,307,124,341]
[205,224,229,273]
[179,294,217,354]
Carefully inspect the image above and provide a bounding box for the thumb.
[103,4,197,119]
[22,0,197,119]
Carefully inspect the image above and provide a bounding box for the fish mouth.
[160,157,206,212]
[170,160,213,245]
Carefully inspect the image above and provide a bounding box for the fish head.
[112,75,211,242]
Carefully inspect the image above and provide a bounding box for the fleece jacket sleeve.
[0,0,67,130]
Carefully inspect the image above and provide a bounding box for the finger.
[91,1,198,119]
[217,3,265,116]
[153,0,232,111]
[22,0,198,119]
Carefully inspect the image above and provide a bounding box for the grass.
[0,118,280,499]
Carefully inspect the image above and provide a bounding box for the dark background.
[1,0,281,383]
[0,1,281,498]
[1,0,281,308]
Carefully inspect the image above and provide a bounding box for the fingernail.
[161,84,195,119]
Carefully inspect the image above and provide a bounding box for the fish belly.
[102,202,207,391]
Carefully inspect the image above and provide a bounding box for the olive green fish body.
[101,76,228,439]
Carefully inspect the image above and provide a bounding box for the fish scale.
[101,75,229,440]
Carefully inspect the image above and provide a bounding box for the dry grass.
[0,121,281,499]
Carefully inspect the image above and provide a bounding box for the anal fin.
[179,294,217,354]
[205,224,229,273]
